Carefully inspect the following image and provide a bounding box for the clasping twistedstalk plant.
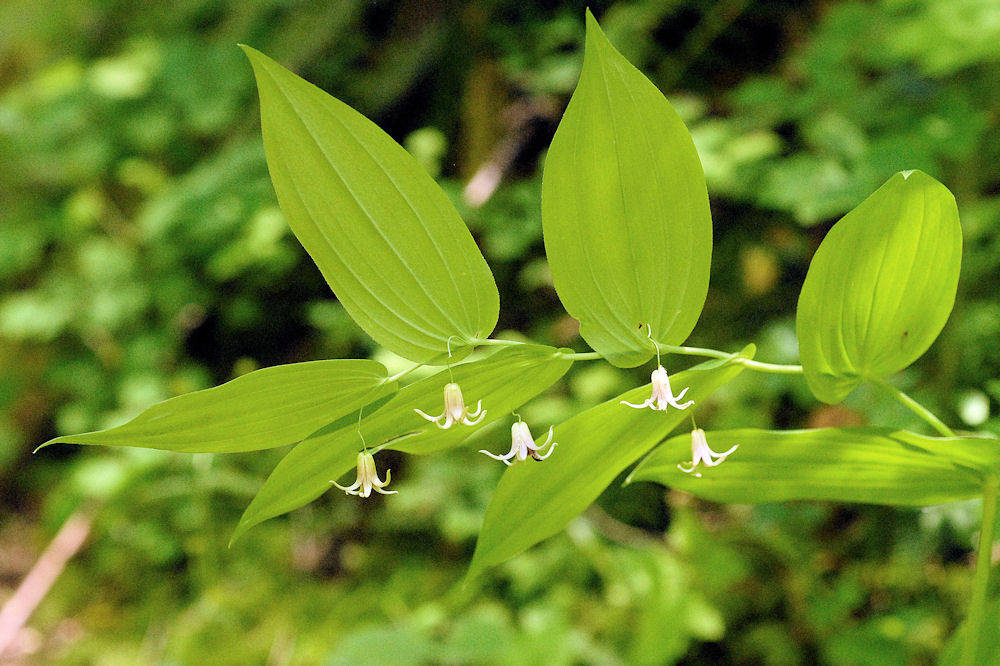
[39,10,997,663]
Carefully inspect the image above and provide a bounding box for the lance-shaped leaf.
[797,170,962,403]
[241,46,499,363]
[628,428,999,505]
[232,345,573,542]
[39,360,394,454]
[541,11,712,368]
[467,346,753,579]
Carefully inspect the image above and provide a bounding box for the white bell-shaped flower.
[677,428,738,475]
[331,451,397,497]
[414,382,486,429]
[480,421,557,466]
[621,365,694,411]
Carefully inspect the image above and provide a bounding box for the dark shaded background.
[2,0,1000,662]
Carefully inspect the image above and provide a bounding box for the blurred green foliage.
[3,0,1000,663]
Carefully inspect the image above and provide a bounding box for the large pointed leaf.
[796,170,962,403]
[541,11,712,368]
[232,345,573,542]
[628,428,999,505]
[242,46,499,363]
[467,346,753,579]
[40,360,394,453]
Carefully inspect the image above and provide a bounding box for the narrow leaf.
[541,11,712,368]
[467,346,753,579]
[232,345,572,542]
[40,360,394,453]
[241,46,499,363]
[628,428,998,505]
[797,170,962,403]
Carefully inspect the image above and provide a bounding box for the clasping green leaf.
[541,11,713,368]
[796,170,962,402]
[242,46,499,364]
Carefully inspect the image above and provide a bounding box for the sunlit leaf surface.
[541,11,712,368]
[41,360,394,453]
[468,347,752,578]
[629,428,998,505]
[233,345,572,541]
[796,170,962,403]
[243,46,499,363]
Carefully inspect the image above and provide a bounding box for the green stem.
[736,359,803,375]
[961,478,998,666]
[558,351,602,360]
[386,362,424,384]
[659,344,732,360]
[660,344,803,375]
[471,337,526,347]
[473,338,601,360]
[868,377,956,437]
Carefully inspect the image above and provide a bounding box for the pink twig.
[0,510,92,656]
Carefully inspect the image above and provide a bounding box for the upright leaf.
[467,347,753,579]
[40,360,394,453]
[232,345,573,542]
[541,11,712,368]
[797,170,962,403]
[242,46,499,363]
[629,428,998,505]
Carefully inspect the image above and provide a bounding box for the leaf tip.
[583,8,605,44]
[229,520,252,547]
[236,43,258,61]
[237,44,275,77]
[33,439,55,454]
[461,565,481,590]
[34,434,84,454]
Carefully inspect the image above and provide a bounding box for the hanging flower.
[621,365,694,411]
[677,428,738,475]
[331,451,397,497]
[414,382,485,429]
[480,421,557,466]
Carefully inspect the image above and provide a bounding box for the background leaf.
[796,170,962,403]
[242,46,499,363]
[628,428,998,505]
[938,596,1000,665]
[541,11,713,368]
[232,345,572,541]
[467,346,752,579]
[40,360,394,453]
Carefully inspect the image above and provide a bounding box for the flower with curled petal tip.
[414,382,485,429]
[677,428,738,475]
[621,365,694,411]
[480,421,557,466]
[331,451,397,497]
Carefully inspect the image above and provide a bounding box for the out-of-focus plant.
[36,10,1000,664]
